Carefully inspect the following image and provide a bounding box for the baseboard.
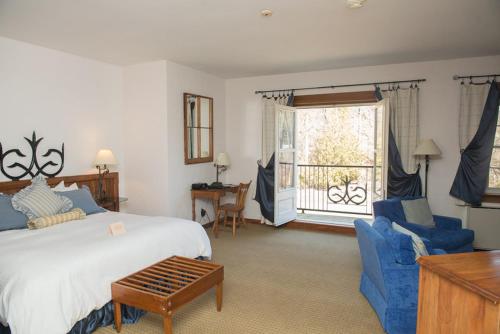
[203,218,259,229]
[286,220,356,236]
[244,218,356,236]
[245,218,262,225]
[204,218,356,236]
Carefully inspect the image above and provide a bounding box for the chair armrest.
[395,221,431,238]
[421,237,447,255]
[433,215,462,231]
[382,263,420,308]
[430,249,447,255]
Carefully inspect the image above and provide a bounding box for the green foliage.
[297,106,375,189]
[489,148,500,188]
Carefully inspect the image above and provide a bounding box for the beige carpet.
[96,224,384,334]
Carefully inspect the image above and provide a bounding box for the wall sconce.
[94,149,117,200]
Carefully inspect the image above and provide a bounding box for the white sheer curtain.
[459,84,490,151]
[383,87,420,173]
[262,96,289,164]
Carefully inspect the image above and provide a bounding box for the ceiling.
[0,0,499,78]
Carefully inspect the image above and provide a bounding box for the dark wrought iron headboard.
[0,131,64,181]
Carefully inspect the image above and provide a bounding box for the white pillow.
[392,222,429,260]
[52,181,79,192]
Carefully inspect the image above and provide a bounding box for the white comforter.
[0,212,212,334]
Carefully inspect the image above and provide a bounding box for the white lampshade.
[94,149,117,166]
[216,152,230,166]
[414,139,441,156]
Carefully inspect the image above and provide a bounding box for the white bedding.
[0,211,212,334]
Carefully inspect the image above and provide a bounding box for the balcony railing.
[295,164,379,216]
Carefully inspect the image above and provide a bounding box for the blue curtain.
[375,88,422,198]
[450,82,500,205]
[255,153,275,222]
[286,93,295,106]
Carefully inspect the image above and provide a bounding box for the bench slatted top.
[112,256,224,334]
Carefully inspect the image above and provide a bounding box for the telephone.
[191,183,208,190]
[208,182,224,189]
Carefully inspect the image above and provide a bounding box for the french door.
[372,99,390,201]
[274,104,298,226]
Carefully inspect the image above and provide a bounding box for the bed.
[0,174,212,334]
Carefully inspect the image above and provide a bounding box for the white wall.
[224,55,500,220]
[0,36,226,221]
[122,60,226,220]
[0,37,125,192]
[165,61,226,221]
[122,61,168,215]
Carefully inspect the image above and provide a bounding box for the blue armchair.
[354,217,445,334]
[373,197,474,253]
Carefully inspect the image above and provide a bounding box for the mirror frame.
[183,92,214,165]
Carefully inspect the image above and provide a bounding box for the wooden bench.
[111,256,224,334]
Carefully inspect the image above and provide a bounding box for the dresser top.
[418,251,500,304]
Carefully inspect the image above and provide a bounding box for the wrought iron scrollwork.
[0,132,64,180]
[327,176,367,206]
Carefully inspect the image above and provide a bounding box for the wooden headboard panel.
[0,172,119,211]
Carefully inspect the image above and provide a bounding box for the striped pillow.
[28,208,86,229]
[12,175,73,219]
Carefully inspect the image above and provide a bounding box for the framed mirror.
[184,93,214,164]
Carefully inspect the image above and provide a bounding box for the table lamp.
[213,152,230,187]
[414,139,441,197]
[94,149,117,200]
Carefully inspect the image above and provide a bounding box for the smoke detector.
[261,9,273,17]
[346,0,366,9]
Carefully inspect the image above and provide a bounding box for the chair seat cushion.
[429,228,475,250]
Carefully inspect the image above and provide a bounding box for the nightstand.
[97,198,119,212]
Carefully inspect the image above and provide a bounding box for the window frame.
[486,106,500,194]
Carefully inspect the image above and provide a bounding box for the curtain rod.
[453,74,500,80]
[254,78,427,95]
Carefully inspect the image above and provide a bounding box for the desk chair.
[213,181,251,237]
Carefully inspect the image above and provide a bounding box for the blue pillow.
[56,186,106,215]
[373,216,416,265]
[0,194,28,231]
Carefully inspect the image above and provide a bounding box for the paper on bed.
[109,221,126,235]
[0,211,211,334]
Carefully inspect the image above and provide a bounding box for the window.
[488,107,500,190]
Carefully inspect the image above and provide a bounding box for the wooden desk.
[191,186,238,222]
[417,251,500,334]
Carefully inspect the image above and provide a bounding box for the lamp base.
[209,182,224,189]
[424,155,430,197]
[97,164,110,201]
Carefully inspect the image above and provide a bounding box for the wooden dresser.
[417,251,500,334]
